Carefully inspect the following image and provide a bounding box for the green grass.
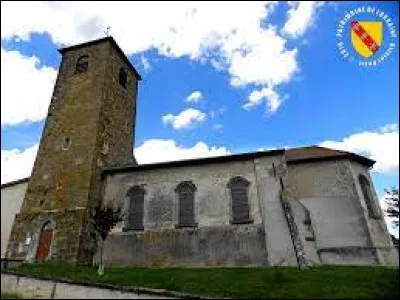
[1,292,24,299]
[6,262,399,299]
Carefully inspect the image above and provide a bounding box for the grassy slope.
[1,292,24,299]
[7,262,399,299]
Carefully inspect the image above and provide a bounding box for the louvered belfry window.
[228,176,251,224]
[119,67,127,88]
[126,185,145,230]
[75,55,89,74]
[175,181,196,227]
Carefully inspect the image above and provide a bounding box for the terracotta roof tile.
[285,145,375,167]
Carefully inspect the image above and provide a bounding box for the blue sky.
[1,2,398,231]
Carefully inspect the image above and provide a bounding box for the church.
[1,37,398,268]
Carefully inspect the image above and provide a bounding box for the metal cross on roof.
[104,26,111,37]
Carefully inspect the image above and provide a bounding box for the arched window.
[175,181,196,227]
[62,136,71,150]
[75,55,89,74]
[359,174,380,218]
[126,186,145,230]
[119,68,127,88]
[228,176,251,224]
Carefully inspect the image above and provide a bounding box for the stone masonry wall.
[7,38,139,264]
[100,156,286,267]
[348,161,399,266]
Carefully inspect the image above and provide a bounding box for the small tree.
[384,187,399,227]
[90,205,124,276]
[391,235,399,251]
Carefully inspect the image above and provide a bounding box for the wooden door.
[36,229,52,262]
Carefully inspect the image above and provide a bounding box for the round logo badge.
[336,6,397,67]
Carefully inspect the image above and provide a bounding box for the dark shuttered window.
[175,181,197,227]
[228,176,251,224]
[75,55,89,74]
[126,185,145,230]
[119,68,127,88]
[359,174,380,218]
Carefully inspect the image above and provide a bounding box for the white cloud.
[381,123,398,133]
[1,49,57,126]
[135,139,230,164]
[1,144,38,184]
[1,139,229,184]
[185,91,203,103]
[140,55,151,72]
[257,146,285,151]
[212,124,224,133]
[227,30,298,88]
[209,107,226,119]
[243,86,286,113]
[162,108,207,129]
[320,124,399,174]
[1,1,323,115]
[0,2,279,58]
[282,1,324,38]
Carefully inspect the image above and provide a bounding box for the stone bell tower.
[6,37,141,263]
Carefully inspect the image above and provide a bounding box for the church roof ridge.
[1,146,375,188]
[101,148,286,177]
[101,146,375,177]
[1,177,30,189]
[285,145,375,167]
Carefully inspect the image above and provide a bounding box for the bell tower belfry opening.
[6,37,141,263]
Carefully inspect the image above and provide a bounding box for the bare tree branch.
[90,205,124,275]
[384,187,399,226]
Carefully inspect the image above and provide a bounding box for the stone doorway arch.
[35,219,55,262]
